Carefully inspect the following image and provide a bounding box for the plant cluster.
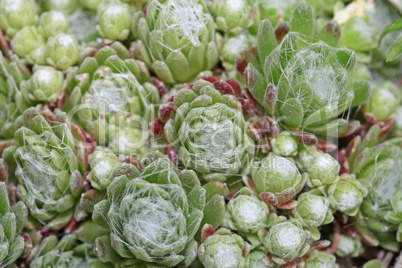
[0,0,401,267]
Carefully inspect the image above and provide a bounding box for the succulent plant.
[46,33,79,71]
[258,218,310,266]
[306,151,340,187]
[362,81,401,122]
[208,0,253,35]
[17,66,65,112]
[131,0,219,83]
[10,26,45,62]
[0,0,38,38]
[92,154,206,267]
[198,224,250,268]
[96,3,131,42]
[225,187,276,234]
[38,11,69,40]
[63,44,160,156]
[251,153,307,208]
[0,52,30,139]
[293,190,333,240]
[327,174,368,216]
[0,181,29,267]
[271,131,298,157]
[334,234,364,258]
[2,107,92,230]
[304,251,337,268]
[242,1,370,138]
[160,78,255,182]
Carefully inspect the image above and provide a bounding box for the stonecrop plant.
[0,0,401,267]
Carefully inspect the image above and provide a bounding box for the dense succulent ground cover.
[0,0,401,267]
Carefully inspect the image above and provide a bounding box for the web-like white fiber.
[103,159,200,262]
[148,0,212,56]
[178,102,252,176]
[271,34,355,124]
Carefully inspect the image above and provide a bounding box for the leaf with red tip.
[260,192,278,206]
[201,224,215,243]
[202,75,217,83]
[264,84,277,114]
[213,80,235,95]
[150,119,165,136]
[159,102,175,123]
[275,22,290,42]
[164,145,178,166]
[151,77,168,96]
[315,142,337,152]
[277,200,297,209]
[242,176,256,192]
[294,132,317,145]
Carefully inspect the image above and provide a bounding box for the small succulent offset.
[198,224,250,268]
[225,187,276,234]
[17,66,65,112]
[251,153,307,208]
[96,3,131,42]
[38,11,69,40]
[334,234,364,258]
[0,182,28,267]
[131,0,219,83]
[208,0,253,35]
[46,33,79,71]
[293,190,333,239]
[327,174,368,217]
[2,107,92,230]
[160,78,255,182]
[10,26,45,63]
[92,154,206,267]
[258,218,310,266]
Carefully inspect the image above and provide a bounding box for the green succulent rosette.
[293,190,333,240]
[92,154,206,267]
[96,3,131,42]
[10,26,45,65]
[17,66,65,112]
[362,81,401,122]
[250,153,307,207]
[258,218,310,266]
[46,33,79,71]
[161,78,255,182]
[245,247,270,268]
[38,11,69,40]
[0,52,30,139]
[39,0,79,14]
[304,251,338,268]
[270,131,298,157]
[68,11,98,44]
[131,0,219,83]
[2,107,92,230]
[0,181,29,267]
[64,43,160,156]
[208,0,253,35]
[198,224,250,268]
[243,1,371,138]
[327,174,368,217]
[225,187,276,235]
[0,0,38,38]
[334,234,364,258]
[305,151,340,188]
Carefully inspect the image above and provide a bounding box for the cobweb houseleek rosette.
[157,78,256,182]
[0,181,29,267]
[131,0,219,84]
[92,154,206,267]
[241,1,370,138]
[63,43,160,156]
[2,107,93,231]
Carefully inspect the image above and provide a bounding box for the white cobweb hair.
[149,0,212,55]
